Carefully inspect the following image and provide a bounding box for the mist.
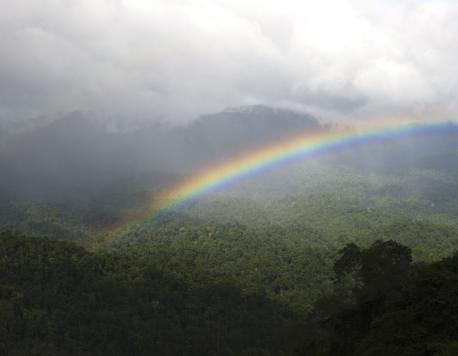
[0,0,457,237]
[0,105,455,208]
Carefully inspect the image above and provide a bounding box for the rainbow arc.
[100,120,456,240]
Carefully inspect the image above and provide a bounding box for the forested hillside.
[1,232,456,355]
[1,108,457,355]
[4,0,458,353]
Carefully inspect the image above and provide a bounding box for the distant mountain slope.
[0,106,456,245]
[128,105,324,173]
[0,112,135,201]
[0,106,325,201]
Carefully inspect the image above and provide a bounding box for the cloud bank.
[1,0,458,126]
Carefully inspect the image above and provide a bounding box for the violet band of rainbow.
[154,121,455,214]
[101,120,456,240]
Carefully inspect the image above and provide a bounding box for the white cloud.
[1,0,458,126]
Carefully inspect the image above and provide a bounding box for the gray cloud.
[1,0,458,127]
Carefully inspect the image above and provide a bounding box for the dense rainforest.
[1,108,457,355]
[1,232,457,355]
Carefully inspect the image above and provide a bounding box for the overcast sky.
[1,0,458,127]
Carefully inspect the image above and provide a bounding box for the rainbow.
[98,120,456,242]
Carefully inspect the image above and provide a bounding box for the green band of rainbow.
[101,120,456,240]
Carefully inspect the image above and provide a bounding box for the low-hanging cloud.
[1,0,458,127]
